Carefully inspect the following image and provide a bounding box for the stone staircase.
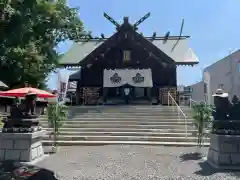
[40,105,210,146]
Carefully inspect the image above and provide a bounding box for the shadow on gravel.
[179,152,203,162]
[195,161,240,178]
[0,161,59,180]
[195,161,219,176]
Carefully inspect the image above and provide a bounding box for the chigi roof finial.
[123,17,129,24]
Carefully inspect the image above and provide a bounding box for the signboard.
[57,71,70,104]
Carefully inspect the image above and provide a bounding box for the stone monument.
[24,92,37,116]
[207,89,240,169]
[0,92,46,162]
[0,130,46,162]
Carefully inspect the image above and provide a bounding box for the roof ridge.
[74,36,190,43]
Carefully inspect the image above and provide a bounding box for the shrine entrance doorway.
[103,69,153,104]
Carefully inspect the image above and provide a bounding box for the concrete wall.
[204,50,240,105]
[190,81,205,103]
[203,71,211,104]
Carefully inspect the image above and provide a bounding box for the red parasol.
[0,87,56,98]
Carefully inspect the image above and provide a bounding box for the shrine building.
[59,13,199,105]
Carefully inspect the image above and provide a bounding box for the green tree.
[0,0,87,89]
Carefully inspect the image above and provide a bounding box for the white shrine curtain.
[103,69,153,87]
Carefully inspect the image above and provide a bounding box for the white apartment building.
[190,49,240,105]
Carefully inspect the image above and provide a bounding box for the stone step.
[68,112,193,116]
[42,120,194,124]
[67,105,191,109]
[43,114,194,120]
[43,135,210,142]
[43,127,195,133]
[67,111,191,115]
[68,106,190,110]
[67,111,193,114]
[39,105,195,146]
[40,112,193,118]
[41,123,193,129]
[66,115,193,119]
[41,113,193,117]
[40,117,194,121]
[69,107,192,110]
[39,117,193,122]
[67,117,194,121]
[42,140,210,147]
[67,118,193,122]
[46,131,194,137]
[71,110,192,112]
[40,121,193,126]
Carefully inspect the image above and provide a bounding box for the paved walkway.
[1,146,239,179]
[35,146,240,180]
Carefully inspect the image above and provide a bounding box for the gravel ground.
[36,146,240,180]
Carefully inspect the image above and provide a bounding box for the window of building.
[204,83,207,94]
[204,95,208,102]
[184,86,192,93]
[123,50,131,61]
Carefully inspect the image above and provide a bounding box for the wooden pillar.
[76,80,81,105]
[146,87,151,101]
[172,66,177,86]
[144,88,147,97]
[103,87,108,102]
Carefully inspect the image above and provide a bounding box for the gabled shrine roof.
[59,41,104,66]
[59,37,199,66]
[151,39,199,65]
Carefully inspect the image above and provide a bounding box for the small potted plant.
[47,103,67,153]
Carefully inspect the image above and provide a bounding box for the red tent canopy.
[0,87,56,98]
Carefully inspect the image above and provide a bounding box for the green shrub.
[0,115,4,127]
[47,103,68,146]
[0,119,3,128]
[192,102,213,147]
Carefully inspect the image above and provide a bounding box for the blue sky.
[47,0,240,89]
